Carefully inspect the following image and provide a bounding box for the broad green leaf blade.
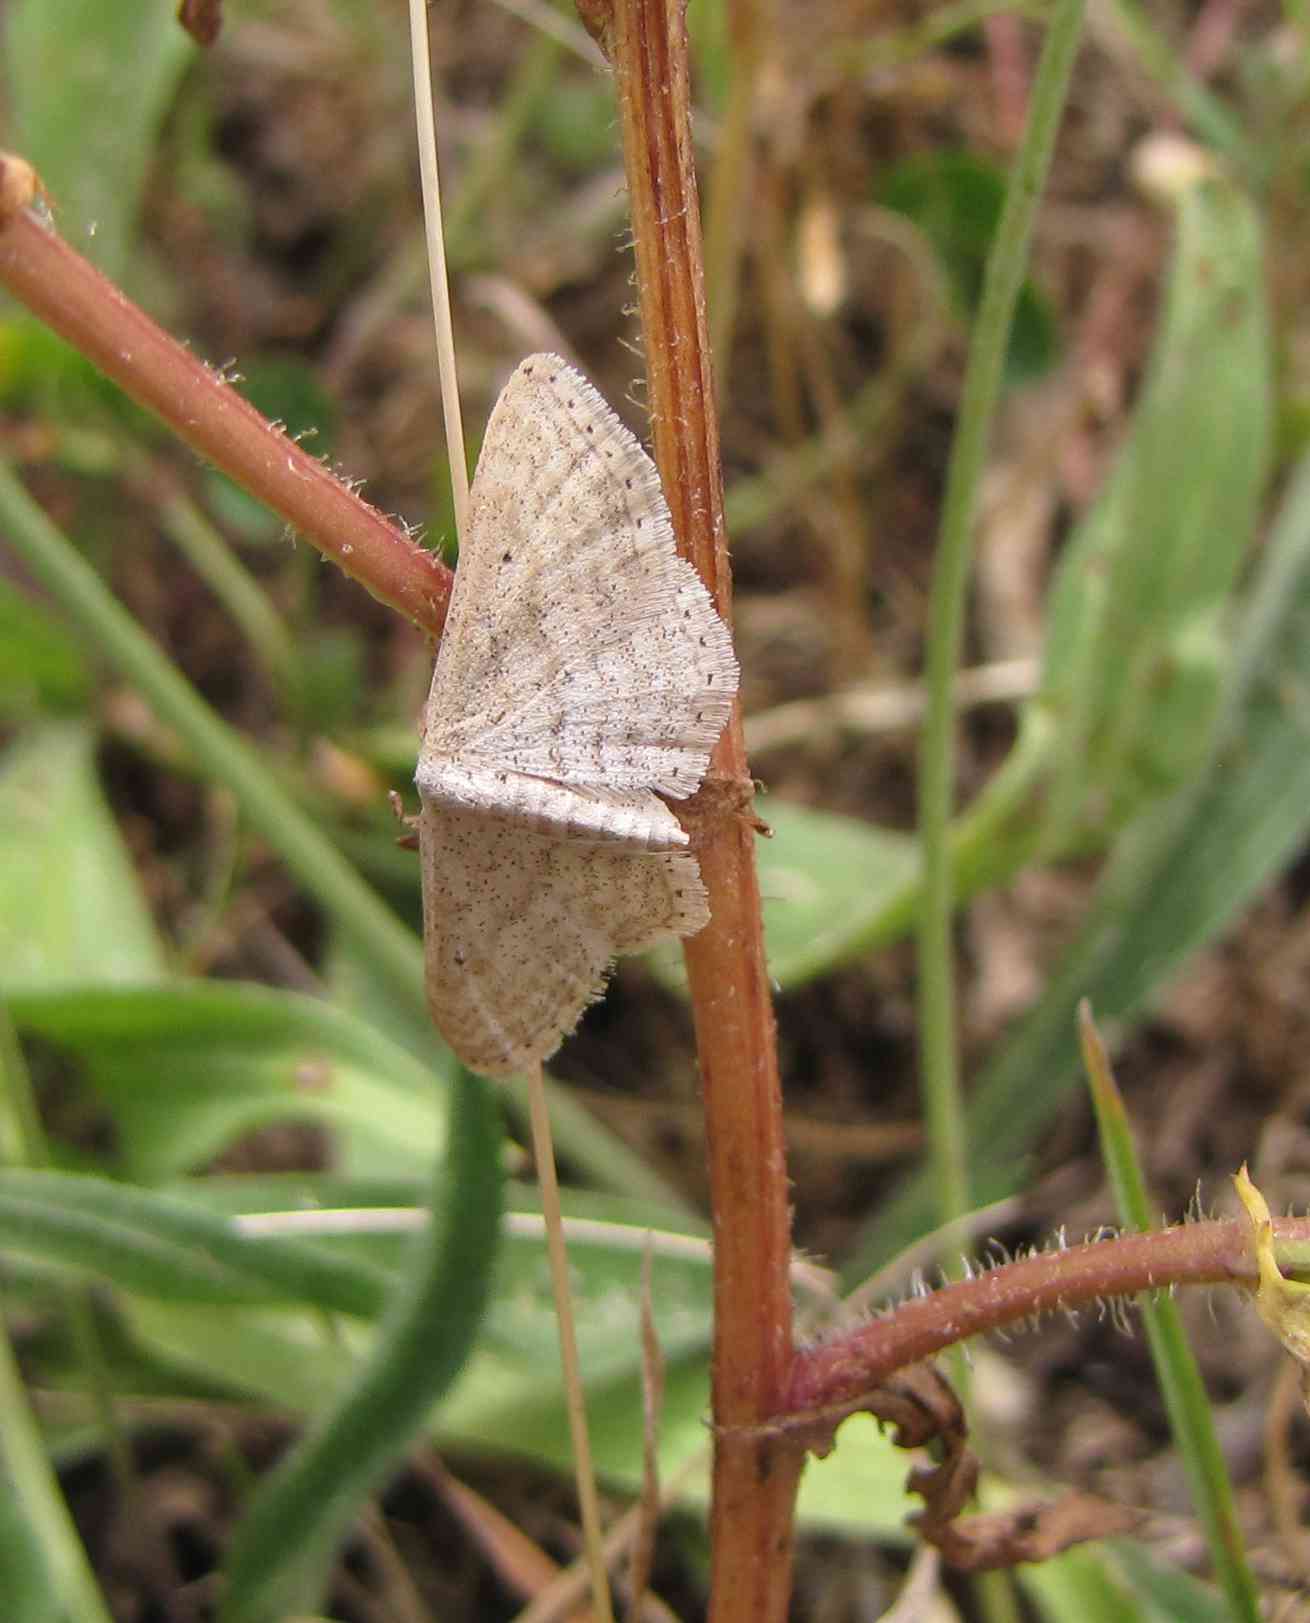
[30,1166,907,1538]
[4,0,194,283]
[457,1376,918,1538]
[1019,1544,1148,1623]
[116,1187,719,1416]
[1032,167,1270,837]
[117,1215,918,1537]
[219,1067,503,1623]
[0,1168,393,1315]
[111,1175,721,1492]
[0,726,165,990]
[757,799,917,986]
[650,796,917,991]
[8,982,444,1180]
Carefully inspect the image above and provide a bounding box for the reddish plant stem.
[0,172,451,637]
[583,4,799,1618]
[788,1215,1291,1419]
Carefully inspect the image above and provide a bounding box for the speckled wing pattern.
[416,354,738,1078]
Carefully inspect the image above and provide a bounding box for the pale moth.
[416,355,739,1078]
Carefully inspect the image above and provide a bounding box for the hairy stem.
[579,3,799,1618]
[0,162,451,635]
[789,1216,1277,1417]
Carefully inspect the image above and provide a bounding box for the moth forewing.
[415,353,738,1077]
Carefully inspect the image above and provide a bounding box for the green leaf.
[7,1159,910,1540]
[219,1067,503,1623]
[235,357,339,458]
[0,580,90,718]
[0,725,166,991]
[651,795,917,991]
[1034,171,1269,840]
[0,1482,81,1623]
[0,459,430,1051]
[1019,1543,1158,1622]
[1106,1540,1236,1621]
[720,178,1270,1002]
[531,78,619,173]
[0,1320,112,1623]
[285,627,368,738]
[757,798,917,986]
[6,1158,515,1614]
[199,472,285,547]
[9,982,444,1180]
[687,0,733,118]
[109,1179,918,1537]
[0,317,148,432]
[112,1184,717,1440]
[880,151,1060,384]
[0,1168,393,1315]
[4,0,195,283]
[2,0,195,282]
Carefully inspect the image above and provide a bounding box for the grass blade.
[1080,1007,1261,1622]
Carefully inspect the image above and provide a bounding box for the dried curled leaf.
[803,1362,1141,1571]
[915,1492,1143,1572]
